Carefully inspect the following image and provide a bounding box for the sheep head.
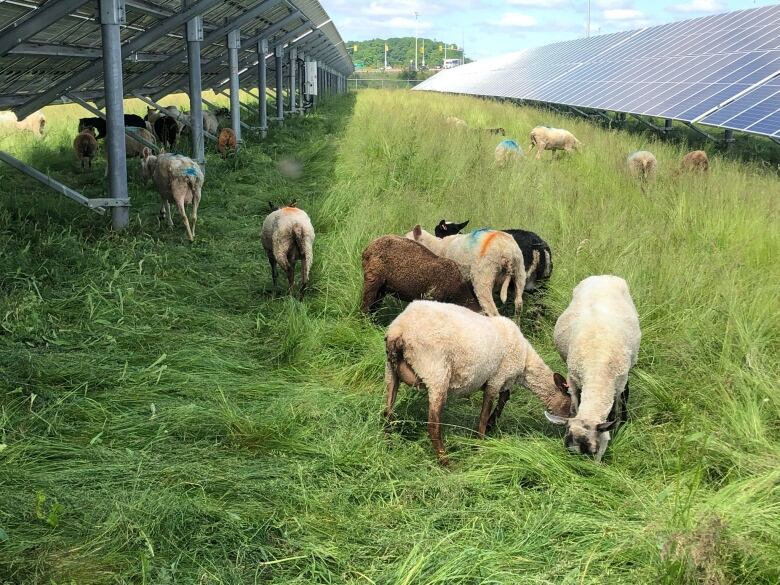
[140,147,157,183]
[544,410,617,462]
[434,219,469,238]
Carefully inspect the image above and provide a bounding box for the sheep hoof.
[437,454,450,467]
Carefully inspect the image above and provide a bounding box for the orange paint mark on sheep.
[282,207,301,213]
[480,231,502,256]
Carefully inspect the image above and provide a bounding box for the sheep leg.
[174,196,194,241]
[384,361,399,425]
[477,388,494,438]
[164,201,174,228]
[474,280,499,317]
[285,265,295,295]
[299,255,308,300]
[486,389,510,433]
[265,250,278,291]
[361,275,385,314]
[427,390,448,465]
[190,193,199,238]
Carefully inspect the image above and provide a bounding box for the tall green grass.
[1,89,778,584]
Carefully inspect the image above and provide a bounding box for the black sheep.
[153,116,179,149]
[434,219,553,291]
[77,114,145,139]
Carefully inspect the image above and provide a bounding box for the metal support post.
[185,0,205,169]
[275,44,284,123]
[257,37,268,136]
[289,46,297,114]
[724,128,735,148]
[227,28,241,146]
[100,0,129,230]
[297,50,304,114]
[664,118,673,136]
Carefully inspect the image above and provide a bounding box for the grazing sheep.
[406,225,526,316]
[361,236,480,314]
[385,300,571,464]
[125,127,157,158]
[73,127,98,170]
[681,150,709,173]
[495,139,524,166]
[446,116,468,129]
[1,110,47,136]
[202,111,219,135]
[140,148,203,242]
[483,127,506,136]
[217,128,237,158]
[528,126,581,159]
[261,202,315,298]
[435,220,552,292]
[78,114,145,139]
[153,116,179,149]
[627,150,657,180]
[545,275,641,462]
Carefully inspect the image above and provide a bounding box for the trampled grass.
[1,89,779,584]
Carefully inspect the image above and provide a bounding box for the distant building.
[443,58,462,69]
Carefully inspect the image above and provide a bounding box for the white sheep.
[405,225,526,317]
[385,300,571,464]
[202,110,219,135]
[446,116,468,129]
[528,126,581,160]
[627,150,657,180]
[261,202,315,298]
[545,275,641,462]
[140,148,204,241]
[125,127,157,158]
[495,139,524,166]
[0,110,46,136]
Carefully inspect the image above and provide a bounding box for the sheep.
[145,106,180,125]
[406,225,526,317]
[78,114,145,139]
[483,127,506,136]
[1,110,47,136]
[125,127,157,158]
[73,127,98,170]
[217,128,237,158]
[361,236,480,314]
[494,139,524,166]
[202,111,219,136]
[528,126,581,159]
[140,148,203,242]
[681,150,709,173]
[384,300,571,464]
[435,220,552,292]
[627,150,657,181]
[446,116,468,129]
[153,116,179,149]
[545,275,641,462]
[261,201,315,298]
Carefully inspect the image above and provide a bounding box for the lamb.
[405,225,526,316]
[627,150,657,180]
[140,148,203,241]
[153,116,179,149]
[528,126,581,159]
[435,220,552,291]
[680,150,709,173]
[1,110,47,136]
[78,114,145,139]
[125,127,157,158]
[261,202,315,298]
[494,139,524,166]
[73,127,98,170]
[384,300,571,464]
[217,128,237,158]
[545,275,641,462]
[446,116,468,129]
[361,236,480,314]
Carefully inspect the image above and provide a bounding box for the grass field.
[1,89,779,584]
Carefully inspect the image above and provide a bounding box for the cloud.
[602,8,644,20]
[494,12,538,27]
[594,0,633,8]
[385,16,433,29]
[506,0,569,7]
[668,0,725,13]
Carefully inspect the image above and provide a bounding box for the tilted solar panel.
[698,75,780,136]
[414,5,780,138]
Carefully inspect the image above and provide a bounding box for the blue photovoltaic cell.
[414,4,780,137]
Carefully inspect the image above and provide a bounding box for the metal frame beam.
[14,0,222,119]
[0,0,91,57]
[8,43,168,61]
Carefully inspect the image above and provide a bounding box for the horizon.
[321,0,778,62]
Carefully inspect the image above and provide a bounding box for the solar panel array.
[0,0,353,112]
[414,5,780,138]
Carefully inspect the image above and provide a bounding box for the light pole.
[587,0,591,38]
[414,11,419,71]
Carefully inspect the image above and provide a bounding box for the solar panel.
[698,75,780,136]
[414,5,780,138]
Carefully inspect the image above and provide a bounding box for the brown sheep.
[125,128,158,158]
[681,150,709,173]
[217,128,237,158]
[73,127,98,170]
[361,236,480,315]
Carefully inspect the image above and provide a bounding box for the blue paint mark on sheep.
[498,139,520,150]
[184,166,199,176]
[467,228,491,248]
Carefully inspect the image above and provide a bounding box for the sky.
[319,0,778,61]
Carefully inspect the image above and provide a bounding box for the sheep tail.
[293,224,313,282]
[385,332,404,372]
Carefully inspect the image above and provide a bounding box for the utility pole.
[384,41,388,70]
[422,38,425,68]
[587,0,591,38]
[414,11,419,71]
[462,29,465,64]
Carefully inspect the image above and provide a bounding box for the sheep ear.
[437,219,447,229]
[142,147,151,159]
[544,411,568,425]
[457,220,470,231]
[597,420,617,432]
[268,201,278,212]
[553,372,569,393]
[413,225,422,239]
